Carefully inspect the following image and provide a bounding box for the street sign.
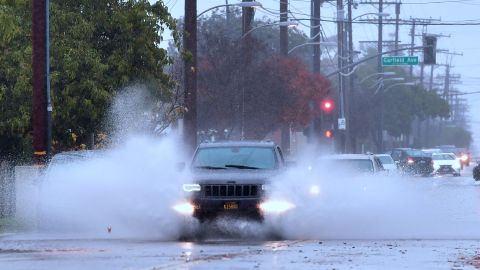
[382,56,419,66]
[338,118,346,130]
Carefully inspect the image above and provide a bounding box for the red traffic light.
[325,129,333,139]
[321,99,334,113]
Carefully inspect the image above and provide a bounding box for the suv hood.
[192,169,279,184]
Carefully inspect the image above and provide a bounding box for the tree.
[349,48,451,151]
[0,0,179,159]
[0,0,32,160]
[194,11,330,140]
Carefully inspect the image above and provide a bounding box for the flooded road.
[0,236,479,269]
[2,169,480,269]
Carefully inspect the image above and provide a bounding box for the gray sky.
[160,0,480,151]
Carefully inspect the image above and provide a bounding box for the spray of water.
[35,86,480,240]
[37,87,194,239]
[264,156,480,240]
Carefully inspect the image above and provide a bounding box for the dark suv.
[176,141,289,222]
[387,148,434,176]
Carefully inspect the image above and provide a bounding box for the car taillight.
[407,158,415,164]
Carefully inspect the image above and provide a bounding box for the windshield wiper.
[224,164,260,170]
[194,165,226,170]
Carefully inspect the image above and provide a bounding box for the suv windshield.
[192,146,277,169]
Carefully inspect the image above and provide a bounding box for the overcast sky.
[160,0,480,151]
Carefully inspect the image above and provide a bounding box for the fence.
[0,161,15,218]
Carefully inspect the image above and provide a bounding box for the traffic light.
[321,99,334,113]
[324,129,333,139]
[423,35,437,65]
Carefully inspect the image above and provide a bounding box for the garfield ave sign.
[382,56,419,66]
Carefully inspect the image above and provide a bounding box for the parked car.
[375,154,398,173]
[386,148,434,176]
[173,141,294,222]
[431,153,461,176]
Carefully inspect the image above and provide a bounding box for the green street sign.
[382,56,419,66]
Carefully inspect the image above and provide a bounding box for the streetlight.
[352,12,390,21]
[359,72,396,83]
[197,1,263,18]
[383,82,416,93]
[241,21,298,39]
[288,42,337,54]
[374,80,413,95]
[370,77,404,88]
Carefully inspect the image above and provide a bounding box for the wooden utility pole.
[346,0,354,152]
[394,2,400,51]
[32,0,50,163]
[280,0,290,154]
[241,0,254,140]
[377,0,384,152]
[311,0,321,73]
[184,0,197,153]
[336,0,346,152]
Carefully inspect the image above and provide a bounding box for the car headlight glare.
[183,184,201,192]
[172,202,196,215]
[259,200,295,214]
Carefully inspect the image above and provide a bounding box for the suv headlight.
[183,184,201,192]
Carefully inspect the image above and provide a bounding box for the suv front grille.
[203,184,260,198]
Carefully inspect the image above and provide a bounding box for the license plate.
[223,202,239,210]
[420,160,426,164]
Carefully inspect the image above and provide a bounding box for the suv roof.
[198,141,277,148]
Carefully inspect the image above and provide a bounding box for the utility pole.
[346,0,354,153]
[242,0,254,35]
[225,0,231,22]
[336,0,346,153]
[311,0,321,73]
[280,0,290,154]
[183,0,197,153]
[377,0,384,152]
[241,0,255,140]
[32,0,51,163]
[409,19,416,77]
[394,2,400,52]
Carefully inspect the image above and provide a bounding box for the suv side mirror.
[176,162,186,172]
